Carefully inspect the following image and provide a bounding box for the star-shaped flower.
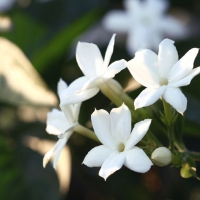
[126,38,200,114]
[83,104,153,180]
[103,0,186,55]
[43,79,81,168]
[60,34,126,105]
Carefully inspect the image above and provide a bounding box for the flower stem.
[188,151,200,161]
[74,124,100,143]
[162,99,175,152]
[100,79,152,123]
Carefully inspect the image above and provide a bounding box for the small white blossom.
[43,79,81,169]
[151,147,171,167]
[83,104,153,180]
[103,0,187,55]
[126,38,200,114]
[60,34,126,105]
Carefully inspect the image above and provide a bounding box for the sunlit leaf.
[0,37,57,106]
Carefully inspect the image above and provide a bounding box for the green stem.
[100,79,138,121]
[188,151,200,161]
[162,99,175,152]
[74,124,100,143]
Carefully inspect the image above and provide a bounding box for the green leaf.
[31,9,102,72]
[180,156,200,180]
[0,37,57,107]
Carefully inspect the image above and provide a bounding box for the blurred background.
[1,0,200,199]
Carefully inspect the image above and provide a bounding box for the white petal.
[146,0,169,14]
[125,119,152,150]
[46,109,70,135]
[126,49,160,88]
[57,78,68,97]
[134,86,166,109]
[125,147,153,173]
[60,76,100,105]
[99,151,125,180]
[169,48,199,82]
[124,0,141,14]
[168,67,200,87]
[76,42,104,78]
[53,136,69,169]
[103,59,126,80]
[82,145,113,167]
[103,34,115,71]
[43,140,60,168]
[91,109,117,149]
[110,104,131,143]
[102,11,130,33]
[163,87,187,114]
[126,26,150,55]
[161,16,187,39]
[77,76,102,92]
[60,104,74,124]
[158,39,178,78]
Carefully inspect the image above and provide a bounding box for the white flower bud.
[151,147,171,167]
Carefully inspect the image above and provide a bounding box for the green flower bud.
[151,147,171,167]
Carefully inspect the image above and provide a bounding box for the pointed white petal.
[126,26,149,55]
[161,16,187,39]
[169,48,199,82]
[126,24,161,56]
[83,145,112,167]
[46,109,70,135]
[134,86,166,109]
[43,139,60,168]
[76,76,102,92]
[168,67,200,87]
[102,11,130,33]
[146,0,169,14]
[57,123,77,139]
[124,0,141,13]
[163,87,187,114]
[53,136,70,169]
[158,39,178,78]
[99,151,125,180]
[125,147,153,173]
[126,49,160,88]
[125,119,152,150]
[103,59,126,80]
[103,34,115,71]
[60,104,74,124]
[60,76,100,105]
[91,109,117,149]
[76,42,104,78]
[110,104,131,143]
[57,79,68,97]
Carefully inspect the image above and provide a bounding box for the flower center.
[159,78,168,86]
[118,143,125,152]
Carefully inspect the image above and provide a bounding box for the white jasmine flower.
[103,0,186,55]
[83,104,153,180]
[43,79,81,169]
[60,34,126,105]
[126,38,200,114]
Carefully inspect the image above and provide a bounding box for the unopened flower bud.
[151,147,171,167]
